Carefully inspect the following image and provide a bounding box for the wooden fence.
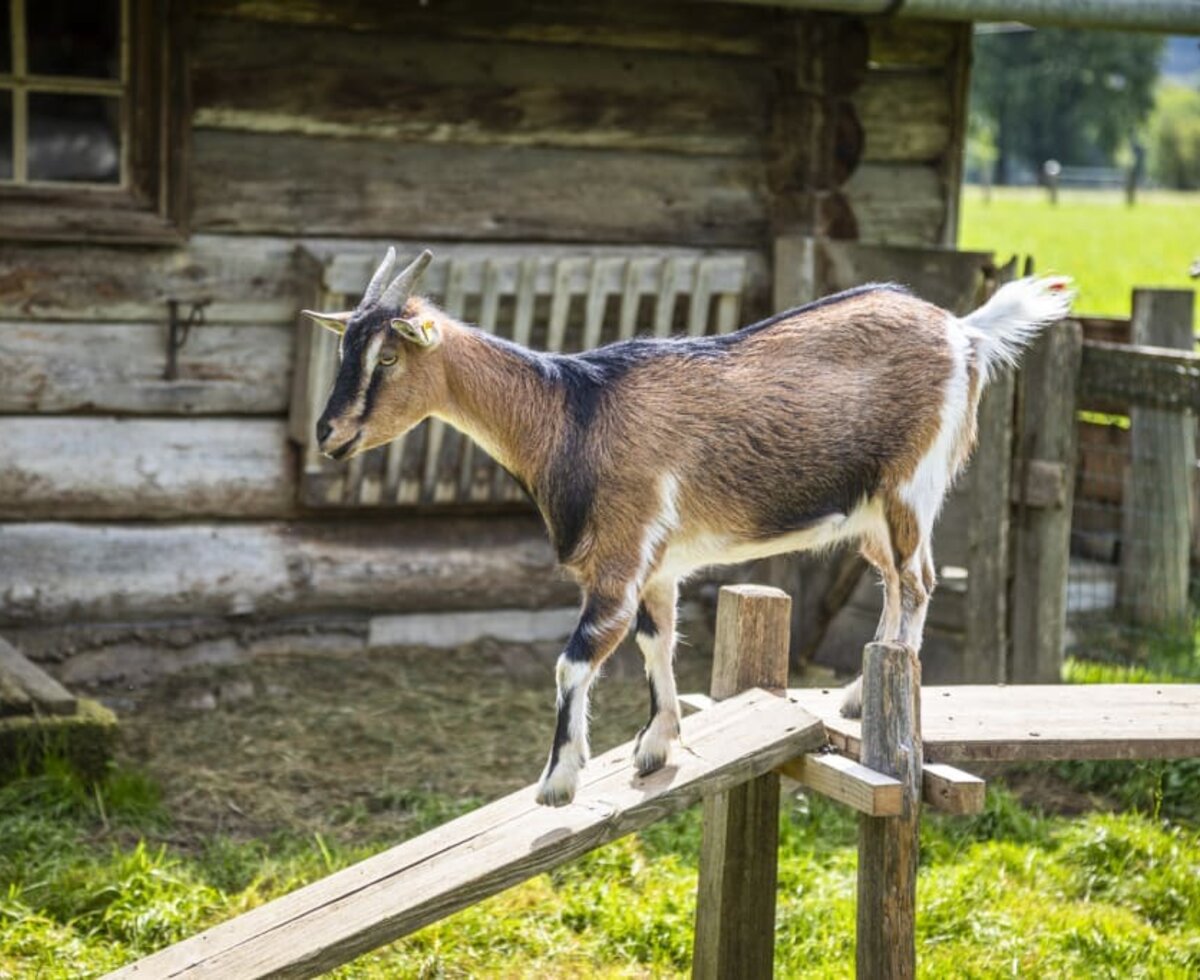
[107,584,1200,980]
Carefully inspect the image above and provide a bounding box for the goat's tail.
[959,276,1074,378]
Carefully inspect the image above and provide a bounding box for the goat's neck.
[435,326,561,491]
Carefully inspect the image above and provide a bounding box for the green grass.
[959,187,1200,330]
[3,764,1200,979]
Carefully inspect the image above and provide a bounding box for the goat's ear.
[390,317,441,348]
[301,309,353,336]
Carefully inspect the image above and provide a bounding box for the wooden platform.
[789,684,1200,763]
[106,688,825,980]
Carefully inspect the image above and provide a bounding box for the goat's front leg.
[632,577,681,776]
[536,586,635,807]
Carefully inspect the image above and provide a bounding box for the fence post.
[693,584,791,980]
[1010,319,1083,683]
[1119,289,1195,631]
[856,642,922,980]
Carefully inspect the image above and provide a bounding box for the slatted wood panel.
[293,247,754,508]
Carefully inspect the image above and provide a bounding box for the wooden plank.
[867,18,959,69]
[0,235,303,323]
[0,518,573,627]
[779,752,903,817]
[0,667,34,718]
[1080,339,1200,414]
[192,18,770,157]
[922,763,985,815]
[191,131,769,246]
[0,638,76,716]
[841,163,947,246]
[855,71,951,163]
[106,687,825,980]
[1119,290,1195,630]
[196,0,778,57]
[789,684,1200,763]
[694,585,792,980]
[0,322,292,415]
[1010,320,1083,683]
[0,418,297,520]
[856,643,921,980]
[814,239,990,313]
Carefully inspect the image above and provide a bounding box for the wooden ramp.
[107,688,824,980]
[790,683,1200,763]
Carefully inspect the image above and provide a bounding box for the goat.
[305,248,1073,807]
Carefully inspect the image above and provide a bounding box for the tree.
[971,28,1163,183]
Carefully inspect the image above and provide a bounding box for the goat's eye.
[378,353,397,367]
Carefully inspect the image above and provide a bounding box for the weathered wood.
[960,367,1014,683]
[779,751,903,816]
[107,688,825,980]
[1080,339,1200,413]
[841,163,947,246]
[867,18,960,69]
[196,0,780,57]
[1119,290,1195,631]
[694,585,792,980]
[1010,319,1083,683]
[0,235,303,323]
[0,518,574,627]
[0,638,76,716]
[0,322,292,415]
[192,18,771,157]
[814,239,992,313]
[1011,459,1068,509]
[192,131,769,246]
[790,683,1200,763]
[922,763,985,815]
[856,642,922,980]
[855,71,950,163]
[0,419,297,520]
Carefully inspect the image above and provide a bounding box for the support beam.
[779,752,902,816]
[856,642,922,980]
[922,763,985,815]
[693,585,791,980]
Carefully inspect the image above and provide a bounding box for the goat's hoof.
[839,676,863,719]
[535,782,575,807]
[633,713,679,776]
[536,758,582,807]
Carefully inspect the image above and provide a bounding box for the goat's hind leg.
[840,533,902,719]
[632,577,681,776]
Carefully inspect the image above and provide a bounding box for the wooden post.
[856,642,922,980]
[693,585,791,980]
[1010,319,1083,683]
[1119,289,1195,632]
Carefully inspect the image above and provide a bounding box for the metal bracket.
[164,299,210,380]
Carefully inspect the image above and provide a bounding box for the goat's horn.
[361,246,397,308]
[379,249,434,309]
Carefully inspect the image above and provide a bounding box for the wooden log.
[1010,319,1083,683]
[192,130,769,246]
[867,18,960,69]
[0,322,292,415]
[108,688,825,980]
[922,763,985,815]
[0,418,297,519]
[0,518,574,627]
[855,71,951,163]
[856,642,922,980]
[1080,339,1200,414]
[1119,289,1195,631]
[196,0,779,58]
[841,163,947,246]
[694,584,791,980]
[0,638,76,716]
[192,17,771,157]
[0,235,303,323]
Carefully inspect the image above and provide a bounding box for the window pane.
[27,0,120,79]
[0,91,11,180]
[0,1,11,75]
[28,93,120,183]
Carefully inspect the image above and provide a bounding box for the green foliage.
[971,28,1162,179]
[1149,82,1200,189]
[959,187,1200,330]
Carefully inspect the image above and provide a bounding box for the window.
[0,0,186,243]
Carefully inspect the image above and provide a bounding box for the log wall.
[0,1,971,635]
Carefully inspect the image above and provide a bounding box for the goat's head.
[304,248,445,460]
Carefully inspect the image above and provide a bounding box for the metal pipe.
[718,0,1200,33]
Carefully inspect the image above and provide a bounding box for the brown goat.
[305,249,1073,806]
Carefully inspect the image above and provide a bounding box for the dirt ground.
[91,632,724,845]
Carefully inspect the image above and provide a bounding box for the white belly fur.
[657,497,884,582]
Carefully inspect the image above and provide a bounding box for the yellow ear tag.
[421,321,435,342]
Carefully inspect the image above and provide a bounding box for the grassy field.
[959,187,1200,329]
